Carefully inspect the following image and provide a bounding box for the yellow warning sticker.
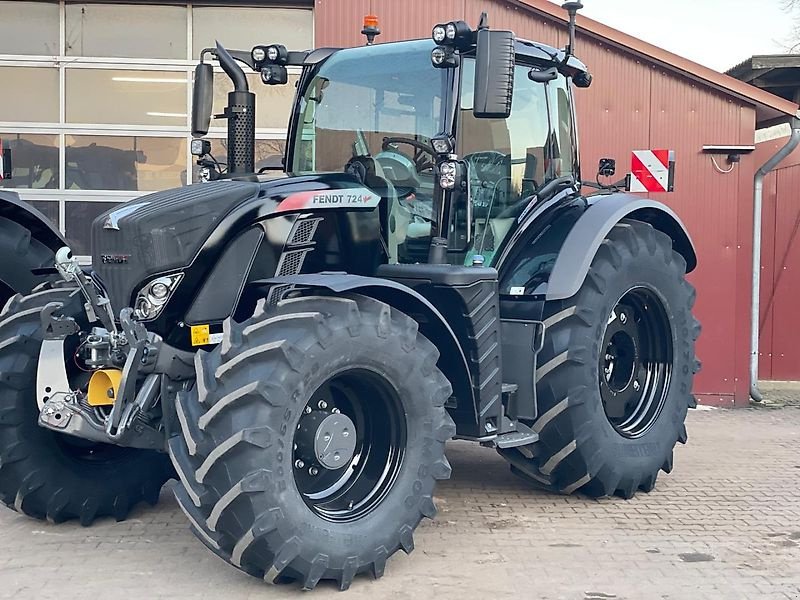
[190,324,210,346]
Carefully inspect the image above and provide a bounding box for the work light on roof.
[251,46,266,62]
[432,21,472,49]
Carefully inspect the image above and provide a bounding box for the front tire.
[0,287,174,524]
[168,294,454,590]
[500,219,701,498]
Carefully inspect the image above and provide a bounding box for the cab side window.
[458,60,557,263]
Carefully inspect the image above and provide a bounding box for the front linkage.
[37,248,192,451]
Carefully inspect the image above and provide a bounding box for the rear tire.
[0,287,174,524]
[168,293,454,590]
[500,219,701,498]
[0,216,57,308]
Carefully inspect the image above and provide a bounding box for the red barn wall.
[314,0,761,405]
[753,139,800,381]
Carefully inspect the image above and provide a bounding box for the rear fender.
[546,193,696,301]
[0,191,65,253]
[252,273,479,435]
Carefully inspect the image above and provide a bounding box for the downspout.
[750,116,800,401]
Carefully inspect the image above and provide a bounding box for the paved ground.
[1,406,799,600]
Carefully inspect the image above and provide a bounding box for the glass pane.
[211,73,299,130]
[191,139,285,182]
[0,67,59,122]
[66,3,187,59]
[66,135,187,191]
[0,134,59,189]
[66,69,188,126]
[192,7,312,59]
[65,201,119,256]
[0,1,59,55]
[459,60,553,263]
[548,76,575,178]
[27,200,60,227]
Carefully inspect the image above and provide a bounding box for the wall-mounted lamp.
[702,145,755,174]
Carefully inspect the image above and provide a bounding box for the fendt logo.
[100,254,130,264]
[311,193,374,205]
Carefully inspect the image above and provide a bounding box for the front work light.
[439,161,458,189]
[431,45,457,68]
[431,135,454,155]
[261,65,288,85]
[432,21,473,49]
[190,138,211,157]
[251,47,266,62]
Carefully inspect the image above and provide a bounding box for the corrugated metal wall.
[314,0,761,405]
[753,139,800,381]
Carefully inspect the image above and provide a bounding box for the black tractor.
[0,5,700,591]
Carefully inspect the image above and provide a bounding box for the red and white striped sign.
[629,149,675,193]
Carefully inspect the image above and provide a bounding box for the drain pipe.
[750,116,800,402]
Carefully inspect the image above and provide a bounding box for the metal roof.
[510,0,800,126]
[726,55,800,105]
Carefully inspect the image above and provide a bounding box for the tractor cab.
[191,15,591,268]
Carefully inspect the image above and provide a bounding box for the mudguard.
[253,273,479,434]
[546,193,696,301]
[0,190,65,253]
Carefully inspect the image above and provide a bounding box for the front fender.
[254,273,478,434]
[546,193,697,301]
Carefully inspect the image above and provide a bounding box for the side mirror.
[473,28,515,119]
[191,63,214,136]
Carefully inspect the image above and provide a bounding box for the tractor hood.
[91,174,382,312]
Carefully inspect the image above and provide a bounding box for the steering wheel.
[381,137,436,173]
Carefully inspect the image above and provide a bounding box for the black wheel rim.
[293,369,406,522]
[599,286,673,439]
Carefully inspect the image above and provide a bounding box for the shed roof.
[511,0,799,126]
[726,55,800,105]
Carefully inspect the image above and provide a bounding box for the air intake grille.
[268,248,310,305]
[289,217,321,246]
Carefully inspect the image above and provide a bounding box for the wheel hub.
[598,288,673,439]
[313,413,356,469]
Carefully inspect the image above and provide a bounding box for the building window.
[0,1,59,55]
[0,67,59,122]
[0,134,59,189]
[0,2,310,258]
[65,135,187,191]
[65,3,187,60]
[192,7,313,59]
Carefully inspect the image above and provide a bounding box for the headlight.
[432,25,447,44]
[133,274,182,320]
[445,22,457,40]
[266,45,280,62]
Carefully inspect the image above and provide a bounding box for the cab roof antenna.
[562,1,583,57]
[477,12,489,30]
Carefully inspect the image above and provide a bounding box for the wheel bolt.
[295,459,304,469]
[633,381,641,391]
[324,434,331,442]
[318,400,328,410]
[620,313,627,324]
[332,408,340,414]
[343,430,349,437]
[309,467,318,476]
[304,406,312,414]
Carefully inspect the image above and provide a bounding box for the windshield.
[291,40,449,175]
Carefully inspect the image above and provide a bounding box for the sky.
[545,0,795,72]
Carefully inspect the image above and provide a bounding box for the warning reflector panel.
[629,149,675,193]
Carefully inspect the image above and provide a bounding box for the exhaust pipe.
[215,42,255,174]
